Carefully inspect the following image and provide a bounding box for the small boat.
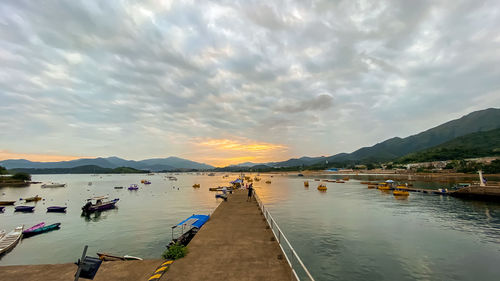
[41,183,66,188]
[254,177,261,181]
[23,223,61,238]
[336,180,345,183]
[97,252,143,261]
[25,195,42,202]
[192,184,200,188]
[297,174,304,177]
[367,185,377,189]
[0,201,16,206]
[207,173,215,176]
[377,183,393,190]
[265,181,271,184]
[0,226,24,255]
[143,180,151,185]
[317,184,327,191]
[0,207,5,213]
[314,179,320,181]
[47,206,67,213]
[88,182,92,186]
[128,184,139,190]
[114,186,124,189]
[15,206,35,212]
[343,177,349,181]
[304,181,309,187]
[81,196,119,214]
[23,223,45,234]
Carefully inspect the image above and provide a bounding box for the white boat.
[0,226,24,255]
[41,182,66,188]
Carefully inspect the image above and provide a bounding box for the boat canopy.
[177,214,210,229]
[385,180,395,183]
[89,196,109,201]
[230,179,243,184]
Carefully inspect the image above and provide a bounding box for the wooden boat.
[367,185,377,189]
[317,184,327,191]
[15,206,35,212]
[0,201,16,206]
[82,196,119,214]
[393,189,410,197]
[192,184,201,188]
[47,206,67,213]
[25,195,42,202]
[41,183,66,188]
[0,226,24,255]
[97,253,143,261]
[23,223,61,238]
[336,180,345,183]
[23,223,45,234]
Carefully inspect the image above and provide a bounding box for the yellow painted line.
[162,260,173,266]
[148,274,162,280]
[155,266,167,273]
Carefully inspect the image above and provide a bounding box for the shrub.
[162,243,188,260]
[11,172,31,181]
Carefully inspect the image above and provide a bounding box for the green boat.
[23,223,61,238]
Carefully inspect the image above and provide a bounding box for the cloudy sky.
[0,0,499,167]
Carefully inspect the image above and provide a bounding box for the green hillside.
[397,128,500,163]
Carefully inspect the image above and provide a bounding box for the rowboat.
[0,226,24,256]
[41,183,66,188]
[0,201,16,206]
[15,206,35,212]
[82,196,119,214]
[25,195,42,202]
[23,223,61,238]
[47,206,67,213]
[265,181,271,184]
[0,207,5,213]
[128,184,139,190]
[192,184,200,188]
[114,186,123,189]
[23,223,45,234]
[143,180,151,185]
[97,253,143,261]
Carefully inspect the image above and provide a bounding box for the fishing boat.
[128,184,139,190]
[15,206,35,212]
[23,223,45,234]
[47,206,67,213]
[168,215,210,249]
[0,207,5,213]
[304,181,309,187]
[265,180,271,184]
[317,184,327,191]
[41,183,66,188]
[97,253,143,261]
[0,201,16,206]
[377,182,393,190]
[192,184,200,188]
[25,195,42,202]
[360,181,371,184]
[393,186,410,197]
[23,223,61,238]
[0,226,24,256]
[81,196,119,214]
[114,186,123,189]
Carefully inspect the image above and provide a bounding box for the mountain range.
[0,156,213,171]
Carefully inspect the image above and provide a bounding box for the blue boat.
[47,206,67,213]
[168,215,210,249]
[23,223,61,238]
[15,206,35,212]
[0,206,4,213]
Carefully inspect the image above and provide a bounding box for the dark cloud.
[0,0,499,162]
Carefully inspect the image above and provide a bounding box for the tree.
[12,172,31,181]
[0,166,7,175]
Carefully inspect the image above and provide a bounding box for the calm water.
[1,173,500,281]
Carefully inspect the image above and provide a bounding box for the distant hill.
[397,128,500,163]
[0,156,213,171]
[9,165,148,174]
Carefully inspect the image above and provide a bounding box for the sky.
[0,0,499,167]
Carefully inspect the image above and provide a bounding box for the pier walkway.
[163,190,293,281]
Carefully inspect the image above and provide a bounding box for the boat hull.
[15,206,35,212]
[47,206,67,213]
[23,223,61,238]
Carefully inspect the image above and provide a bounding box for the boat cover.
[230,179,243,184]
[177,214,209,229]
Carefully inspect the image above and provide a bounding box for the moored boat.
[0,201,16,206]
[23,223,61,238]
[304,181,309,187]
[25,195,42,202]
[0,226,24,256]
[128,184,139,190]
[114,186,124,189]
[317,184,327,191]
[97,252,143,261]
[47,206,67,213]
[41,183,66,188]
[192,184,200,188]
[0,206,5,213]
[15,206,35,212]
[143,180,151,185]
[23,223,45,234]
[265,180,271,184]
[81,196,119,214]
[168,214,210,249]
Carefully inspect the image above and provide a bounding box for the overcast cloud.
[0,0,499,166]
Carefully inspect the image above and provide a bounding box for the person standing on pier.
[247,184,253,201]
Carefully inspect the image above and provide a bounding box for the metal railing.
[253,191,315,281]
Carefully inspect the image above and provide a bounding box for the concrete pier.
[164,190,293,281]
